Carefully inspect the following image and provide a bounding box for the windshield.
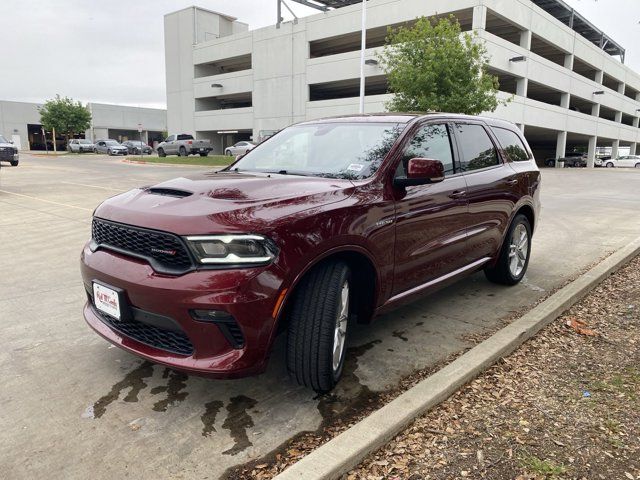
[0,135,8,143]
[80,139,92,144]
[230,122,404,179]
[105,140,119,146]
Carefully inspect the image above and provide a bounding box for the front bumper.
[80,244,285,377]
[0,151,18,162]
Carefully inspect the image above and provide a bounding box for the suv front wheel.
[485,214,532,285]
[286,260,351,393]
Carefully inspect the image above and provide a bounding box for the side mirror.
[394,158,445,188]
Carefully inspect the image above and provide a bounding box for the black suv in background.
[123,141,153,155]
[0,135,19,166]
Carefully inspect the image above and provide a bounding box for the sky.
[0,0,638,109]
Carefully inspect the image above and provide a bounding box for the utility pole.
[359,0,367,114]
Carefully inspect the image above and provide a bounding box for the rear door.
[451,122,520,263]
[392,122,470,296]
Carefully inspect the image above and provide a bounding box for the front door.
[392,122,469,296]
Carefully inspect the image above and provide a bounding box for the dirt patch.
[348,255,640,479]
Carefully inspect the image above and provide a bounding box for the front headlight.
[185,234,278,265]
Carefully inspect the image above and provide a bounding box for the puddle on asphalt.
[201,400,224,437]
[221,395,259,456]
[90,361,154,419]
[392,329,409,342]
[150,368,189,412]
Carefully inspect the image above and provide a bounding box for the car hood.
[94,171,355,235]
[0,142,15,148]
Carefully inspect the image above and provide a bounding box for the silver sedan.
[224,141,256,157]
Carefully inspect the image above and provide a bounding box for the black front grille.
[92,218,194,274]
[0,147,15,160]
[94,307,194,356]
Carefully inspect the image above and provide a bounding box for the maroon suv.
[81,114,540,392]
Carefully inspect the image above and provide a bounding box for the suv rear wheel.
[286,260,351,393]
[179,146,187,157]
[485,214,532,285]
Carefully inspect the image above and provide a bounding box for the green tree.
[39,95,92,145]
[378,16,504,115]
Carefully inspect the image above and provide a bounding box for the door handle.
[449,190,466,199]
[506,178,518,186]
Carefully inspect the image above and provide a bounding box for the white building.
[0,100,167,151]
[164,0,640,166]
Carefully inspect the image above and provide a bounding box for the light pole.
[359,0,367,114]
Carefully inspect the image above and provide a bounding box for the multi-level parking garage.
[165,0,640,165]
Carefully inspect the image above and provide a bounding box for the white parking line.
[0,189,93,212]
[61,181,123,192]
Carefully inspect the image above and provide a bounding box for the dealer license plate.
[93,282,121,320]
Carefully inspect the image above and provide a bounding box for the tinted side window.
[493,127,529,162]
[399,124,455,176]
[454,123,499,172]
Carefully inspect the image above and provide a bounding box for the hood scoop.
[146,187,193,198]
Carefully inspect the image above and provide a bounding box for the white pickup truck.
[156,134,213,157]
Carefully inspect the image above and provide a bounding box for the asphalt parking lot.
[2,154,640,479]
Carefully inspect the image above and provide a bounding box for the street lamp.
[359,0,367,114]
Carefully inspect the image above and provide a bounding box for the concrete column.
[561,93,570,109]
[520,30,532,50]
[564,54,574,70]
[587,136,598,168]
[636,92,640,102]
[619,83,626,95]
[472,5,487,30]
[630,143,637,155]
[592,103,601,117]
[555,131,567,167]
[633,117,640,128]
[595,70,604,84]
[516,78,528,98]
[611,139,620,159]
[615,111,623,123]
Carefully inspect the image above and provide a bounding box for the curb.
[274,237,640,480]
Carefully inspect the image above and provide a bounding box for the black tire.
[158,148,166,158]
[179,146,187,157]
[287,261,351,393]
[606,162,614,168]
[484,214,532,286]
[635,163,640,169]
[200,152,209,157]
[10,160,18,167]
[226,150,233,156]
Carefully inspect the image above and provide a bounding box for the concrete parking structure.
[165,0,640,163]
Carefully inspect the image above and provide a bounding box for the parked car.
[123,140,153,155]
[81,113,540,393]
[224,141,256,157]
[156,134,212,157]
[67,139,95,153]
[94,140,128,156]
[545,152,586,168]
[602,155,640,168]
[595,156,610,167]
[0,134,19,166]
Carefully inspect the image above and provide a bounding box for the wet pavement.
[2,155,640,479]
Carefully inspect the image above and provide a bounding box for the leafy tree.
[39,95,92,145]
[378,16,505,115]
